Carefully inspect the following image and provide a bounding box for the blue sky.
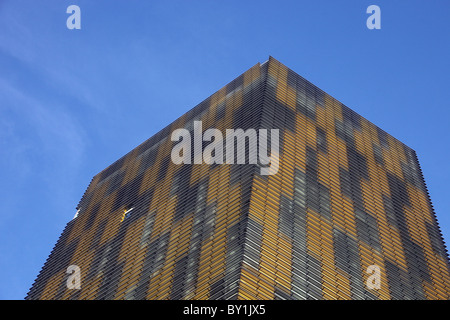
[1,0,449,299]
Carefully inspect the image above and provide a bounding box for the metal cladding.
[26,57,450,300]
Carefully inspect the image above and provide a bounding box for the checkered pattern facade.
[26,57,450,300]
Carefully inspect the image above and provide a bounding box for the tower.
[26,57,450,300]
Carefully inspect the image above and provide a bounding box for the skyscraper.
[26,57,450,300]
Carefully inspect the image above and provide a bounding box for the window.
[73,208,80,220]
[121,205,134,222]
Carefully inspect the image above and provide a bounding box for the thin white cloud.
[0,76,86,180]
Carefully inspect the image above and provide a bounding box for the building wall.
[26,57,450,300]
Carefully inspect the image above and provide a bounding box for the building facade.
[27,57,450,300]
